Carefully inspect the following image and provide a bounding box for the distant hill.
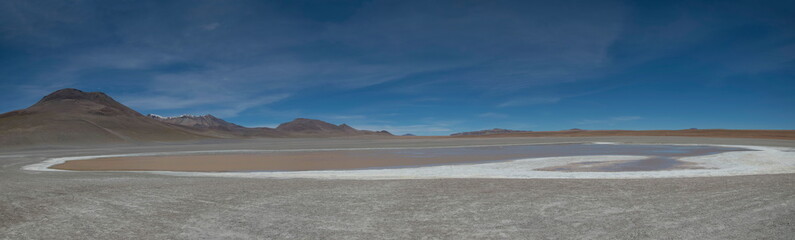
[0,88,393,148]
[0,88,210,146]
[148,114,245,130]
[450,128,531,136]
[147,115,391,137]
[147,114,284,138]
[276,118,392,137]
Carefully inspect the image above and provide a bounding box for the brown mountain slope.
[0,89,393,148]
[0,88,213,146]
[148,114,246,129]
[147,114,285,138]
[276,118,392,137]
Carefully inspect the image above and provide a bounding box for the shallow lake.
[51,144,751,172]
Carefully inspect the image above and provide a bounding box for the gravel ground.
[1,136,794,239]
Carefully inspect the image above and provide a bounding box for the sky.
[0,0,793,135]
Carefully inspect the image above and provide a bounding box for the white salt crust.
[20,143,795,180]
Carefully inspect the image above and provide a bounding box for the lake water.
[51,144,751,172]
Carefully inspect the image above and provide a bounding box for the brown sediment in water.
[535,157,707,172]
[50,144,748,172]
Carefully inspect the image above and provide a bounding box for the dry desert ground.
[1,136,794,239]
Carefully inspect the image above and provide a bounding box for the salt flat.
[2,136,794,239]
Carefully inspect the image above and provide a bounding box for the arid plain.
[1,89,794,239]
[2,136,795,239]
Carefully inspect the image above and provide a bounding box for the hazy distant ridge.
[451,128,532,136]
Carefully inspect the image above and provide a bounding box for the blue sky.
[0,0,793,135]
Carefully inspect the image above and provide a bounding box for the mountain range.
[450,128,531,136]
[0,88,391,147]
[147,114,285,138]
[4,88,793,149]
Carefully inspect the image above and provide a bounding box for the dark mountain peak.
[275,118,391,136]
[37,88,112,104]
[286,118,332,125]
[149,114,215,119]
[377,130,392,135]
[276,118,339,132]
[148,113,244,130]
[0,89,211,146]
[29,88,139,116]
[188,114,216,119]
[290,118,326,124]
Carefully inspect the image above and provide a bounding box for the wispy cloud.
[205,94,291,118]
[478,112,508,118]
[0,0,626,108]
[611,116,643,121]
[202,22,220,31]
[119,96,215,110]
[498,97,561,107]
[495,84,625,108]
[348,118,461,135]
[1,0,792,131]
[576,116,643,126]
[353,124,453,136]
[322,115,367,120]
[119,93,290,118]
